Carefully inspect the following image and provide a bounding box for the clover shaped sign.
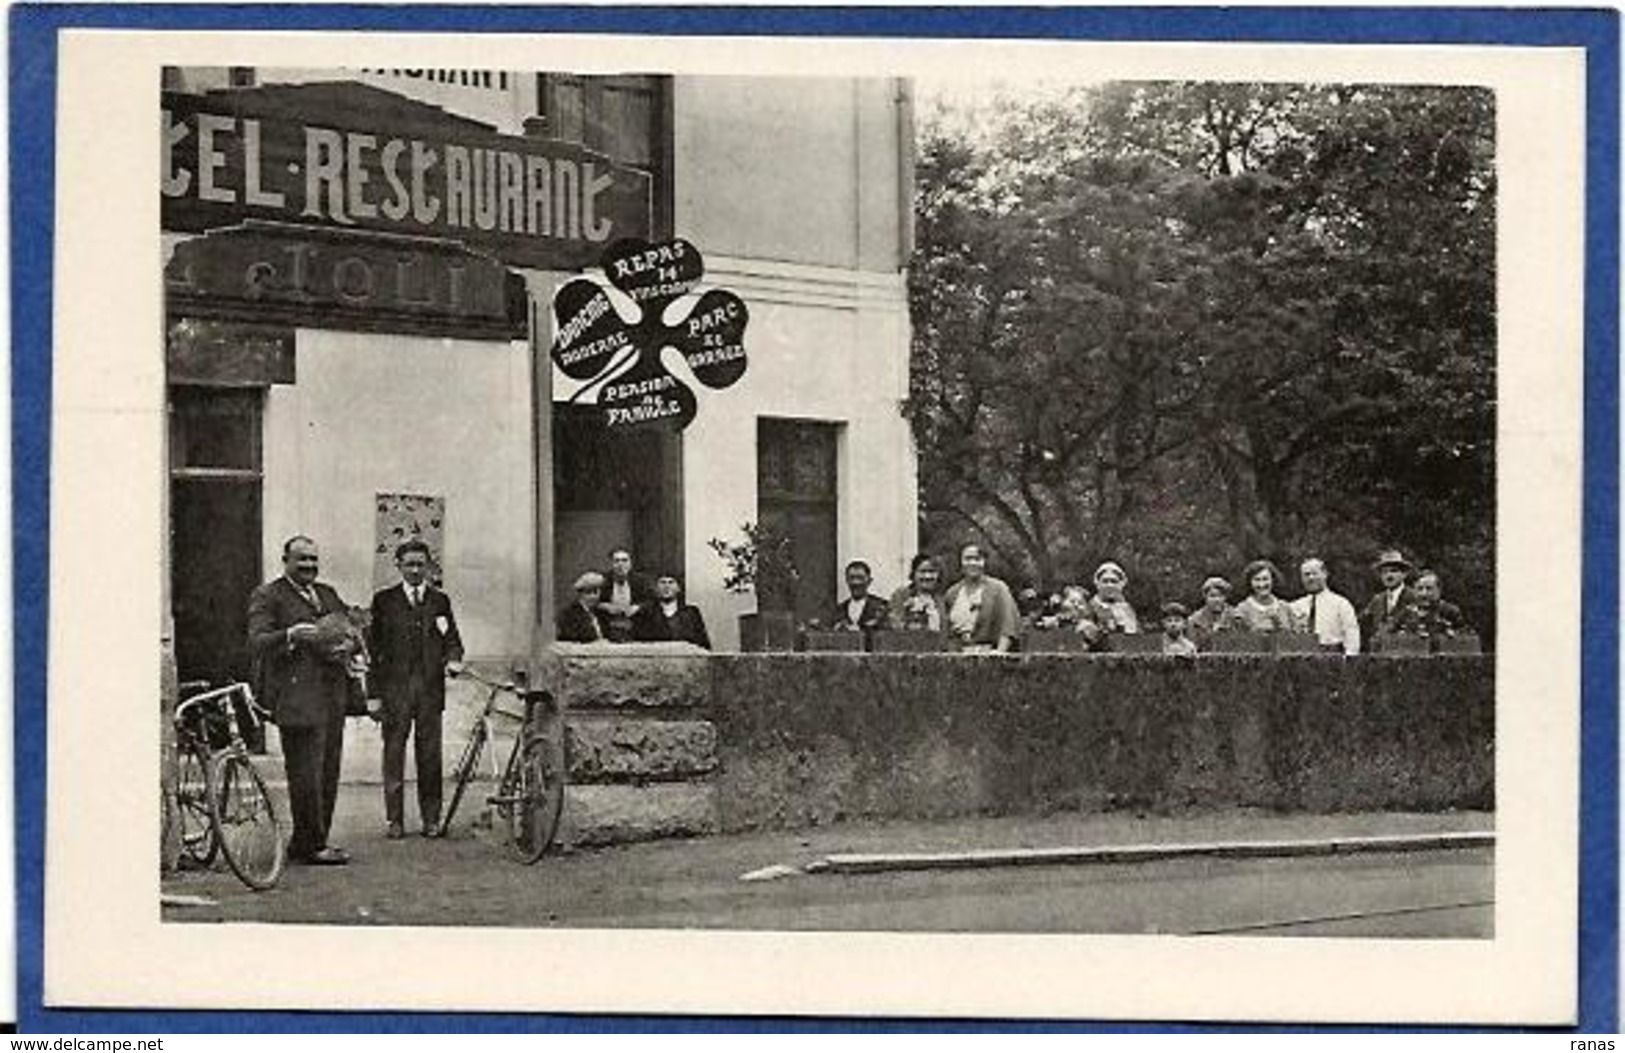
[550,238,749,430]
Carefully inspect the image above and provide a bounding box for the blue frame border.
[10,5,1618,1034]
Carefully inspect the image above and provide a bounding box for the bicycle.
[439,667,566,864]
[173,681,287,890]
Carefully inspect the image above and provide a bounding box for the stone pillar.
[551,643,718,846]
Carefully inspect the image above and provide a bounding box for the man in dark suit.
[597,547,653,642]
[830,560,890,634]
[558,571,609,642]
[368,540,465,839]
[1361,548,1414,650]
[246,535,353,866]
[631,573,712,649]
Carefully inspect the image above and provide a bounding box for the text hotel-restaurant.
[162,66,918,682]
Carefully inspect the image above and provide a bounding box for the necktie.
[411,586,423,607]
[1309,594,1318,635]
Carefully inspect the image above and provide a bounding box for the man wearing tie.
[368,540,464,839]
[246,536,353,865]
[1290,556,1362,655]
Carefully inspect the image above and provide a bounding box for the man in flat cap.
[558,571,609,643]
[1361,548,1414,649]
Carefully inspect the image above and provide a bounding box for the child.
[1161,601,1199,657]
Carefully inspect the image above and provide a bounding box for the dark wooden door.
[169,386,263,685]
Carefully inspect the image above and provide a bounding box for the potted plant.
[709,521,800,652]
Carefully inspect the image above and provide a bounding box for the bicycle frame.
[439,668,529,833]
[171,681,285,890]
[439,666,565,860]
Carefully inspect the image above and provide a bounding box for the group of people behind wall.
[237,533,1477,868]
[823,544,1473,656]
[556,547,712,648]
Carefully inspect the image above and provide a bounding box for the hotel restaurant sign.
[161,83,654,272]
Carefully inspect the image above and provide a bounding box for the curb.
[740,831,1494,881]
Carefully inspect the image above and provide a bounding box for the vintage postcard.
[30,13,1602,1027]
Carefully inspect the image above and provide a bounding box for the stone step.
[272,717,719,785]
[542,642,712,711]
[566,717,717,781]
[559,783,718,847]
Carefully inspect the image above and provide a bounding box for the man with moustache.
[246,535,353,866]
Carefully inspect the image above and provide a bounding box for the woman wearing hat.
[1362,548,1414,647]
[1080,561,1140,646]
[1188,575,1238,649]
[1230,559,1296,634]
[557,571,609,643]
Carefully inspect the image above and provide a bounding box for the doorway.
[553,404,683,587]
[168,387,264,684]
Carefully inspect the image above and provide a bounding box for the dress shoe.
[386,822,405,840]
[421,822,443,839]
[306,846,350,866]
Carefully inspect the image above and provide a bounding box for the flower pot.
[739,610,798,652]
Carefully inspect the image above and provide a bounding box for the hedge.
[707,654,1493,832]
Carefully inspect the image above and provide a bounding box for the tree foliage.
[908,82,1496,631]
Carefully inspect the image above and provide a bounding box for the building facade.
[162,66,917,679]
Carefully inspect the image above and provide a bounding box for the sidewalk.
[162,777,1492,930]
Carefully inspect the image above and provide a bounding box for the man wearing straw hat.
[1361,548,1415,648]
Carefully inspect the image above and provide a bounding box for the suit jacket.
[830,594,890,633]
[368,582,464,719]
[1361,585,1412,642]
[557,601,606,643]
[246,577,351,728]
[631,602,712,649]
[597,573,654,642]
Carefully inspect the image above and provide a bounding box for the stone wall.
[546,643,718,846]
[290,649,1493,848]
[706,654,1494,832]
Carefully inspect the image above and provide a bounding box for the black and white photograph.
[42,28,1585,1024]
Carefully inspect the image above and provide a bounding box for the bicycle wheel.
[438,720,487,836]
[175,741,218,868]
[501,705,566,864]
[209,753,286,891]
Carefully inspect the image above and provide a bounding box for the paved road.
[164,793,1492,938]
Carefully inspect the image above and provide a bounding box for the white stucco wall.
[674,77,910,272]
[667,76,916,649]
[676,259,916,650]
[261,331,535,660]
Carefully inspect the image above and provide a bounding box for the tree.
[909,82,1496,630]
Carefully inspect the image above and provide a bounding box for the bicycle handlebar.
[175,682,268,725]
[449,665,522,694]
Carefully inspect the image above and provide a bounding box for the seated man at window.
[632,573,711,649]
[558,571,609,643]
[830,560,890,634]
[597,547,652,643]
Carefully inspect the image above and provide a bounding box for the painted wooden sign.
[161,82,653,272]
[165,221,526,339]
[550,238,749,430]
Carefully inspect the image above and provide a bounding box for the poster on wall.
[373,492,446,590]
